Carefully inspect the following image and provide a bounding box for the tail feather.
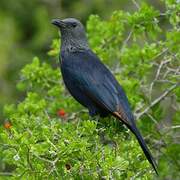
[128,123,158,175]
[113,112,158,174]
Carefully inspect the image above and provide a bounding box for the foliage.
[0,1,180,179]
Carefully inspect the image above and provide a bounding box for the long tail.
[113,112,158,174]
[127,123,158,175]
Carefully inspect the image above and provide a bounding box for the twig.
[149,59,171,99]
[45,135,58,151]
[163,125,180,130]
[120,29,133,53]
[33,153,54,164]
[124,29,133,46]
[151,47,168,61]
[134,102,145,114]
[131,0,140,9]
[163,66,180,79]
[48,157,59,176]
[135,83,179,120]
[146,114,158,124]
[155,80,176,84]
[27,146,34,171]
[167,67,180,74]
[0,172,13,176]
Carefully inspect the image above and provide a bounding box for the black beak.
[51,19,66,28]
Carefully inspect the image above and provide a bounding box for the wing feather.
[69,51,133,125]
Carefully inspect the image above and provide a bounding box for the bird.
[52,18,158,174]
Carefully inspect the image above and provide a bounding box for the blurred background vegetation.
[0,0,166,120]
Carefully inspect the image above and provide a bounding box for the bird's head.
[52,18,89,51]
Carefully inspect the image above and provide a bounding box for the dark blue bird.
[52,18,158,174]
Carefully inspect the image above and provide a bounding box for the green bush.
[0,1,179,179]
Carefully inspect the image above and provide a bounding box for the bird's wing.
[64,50,134,126]
[83,73,132,125]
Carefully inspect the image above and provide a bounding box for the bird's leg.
[89,114,118,156]
[95,117,117,156]
[89,115,108,143]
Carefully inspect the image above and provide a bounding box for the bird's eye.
[72,23,77,28]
